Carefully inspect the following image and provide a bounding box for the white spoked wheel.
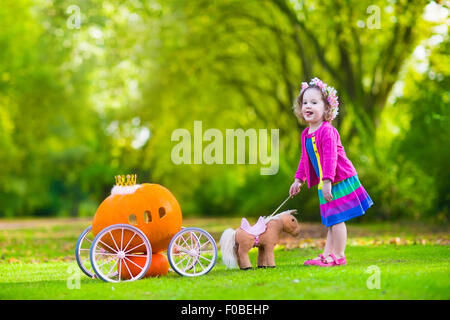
[90,224,152,283]
[168,227,217,277]
[75,226,96,278]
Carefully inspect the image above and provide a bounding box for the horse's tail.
[219,228,238,269]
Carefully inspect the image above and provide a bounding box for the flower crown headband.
[301,77,339,120]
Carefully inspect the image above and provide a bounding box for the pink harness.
[240,216,267,246]
[239,195,293,246]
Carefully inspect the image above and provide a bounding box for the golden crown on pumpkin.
[115,174,137,186]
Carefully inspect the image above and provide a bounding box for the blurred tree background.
[0,0,448,223]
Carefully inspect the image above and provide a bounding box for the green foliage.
[394,39,450,222]
[0,0,447,221]
[0,0,115,217]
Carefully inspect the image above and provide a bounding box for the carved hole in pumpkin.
[144,210,152,223]
[128,214,137,225]
[159,207,166,219]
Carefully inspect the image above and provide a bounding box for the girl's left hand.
[322,180,333,202]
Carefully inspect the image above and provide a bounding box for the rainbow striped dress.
[305,135,373,227]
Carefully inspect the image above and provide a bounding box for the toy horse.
[219,209,300,270]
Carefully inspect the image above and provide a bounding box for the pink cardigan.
[294,121,357,188]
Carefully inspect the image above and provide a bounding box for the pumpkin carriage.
[75,174,218,282]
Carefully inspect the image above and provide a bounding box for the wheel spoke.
[183,256,192,271]
[96,255,116,269]
[95,252,118,256]
[98,239,118,253]
[171,252,185,257]
[120,228,124,251]
[107,259,119,277]
[118,258,122,281]
[199,255,212,263]
[189,232,195,250]
[125,253,149,258]
[175,254,190,268]
[122,258,133,279]
[175,247,190,254]
[124,241,145,254]
[178,234,189,249]
[199,240,212,250]
[108,231,120,252]
[195,235,203,251]
[122,233,136,252]
[178,235,186,247]
[196,256,206,271]
[124,256,145,271]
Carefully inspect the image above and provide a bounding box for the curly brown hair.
[292,86,335,124]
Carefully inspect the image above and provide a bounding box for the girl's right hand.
[289,179,303,197]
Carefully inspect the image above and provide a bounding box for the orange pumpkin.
[119,253,169,279]
[92,183,182,253]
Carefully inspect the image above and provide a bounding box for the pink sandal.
[329,253,346,266]
[316,254,347,267]
[304,254,327,266]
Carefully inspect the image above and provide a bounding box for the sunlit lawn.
[0,217,449,299]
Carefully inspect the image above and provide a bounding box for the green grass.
[0,218,449,299]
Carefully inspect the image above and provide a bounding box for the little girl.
[289,77,373,267]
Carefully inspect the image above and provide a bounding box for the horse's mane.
[264,209,297,224]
